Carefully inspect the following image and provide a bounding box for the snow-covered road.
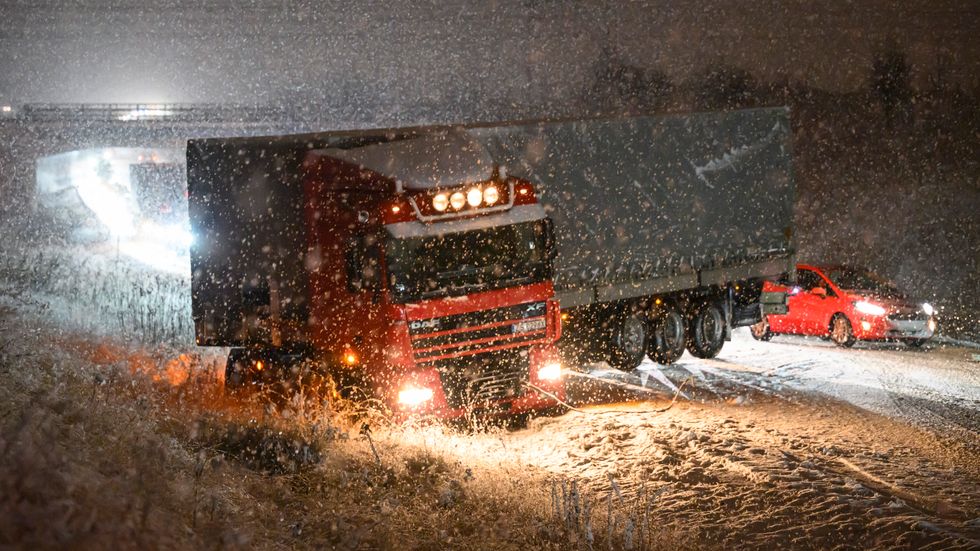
[585,329,980,444]
[400,330,980,549]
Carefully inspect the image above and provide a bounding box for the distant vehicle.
[752,264,936,348]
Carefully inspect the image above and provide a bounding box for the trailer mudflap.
[760,291,789,315]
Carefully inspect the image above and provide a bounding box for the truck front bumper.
[391,346,566,421]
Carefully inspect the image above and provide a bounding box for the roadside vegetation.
[0,304,686,550]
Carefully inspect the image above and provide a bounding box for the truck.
[187,107,794,418]
[187,128,566,419]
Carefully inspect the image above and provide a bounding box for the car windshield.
[386,220,552,303]
[822,267,900,296]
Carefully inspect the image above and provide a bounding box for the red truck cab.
[295,131,564,417]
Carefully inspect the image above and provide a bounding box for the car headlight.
[922,302,934,316]
[538,362,562,381]
[397,385,434,408]
[854,301,886,316]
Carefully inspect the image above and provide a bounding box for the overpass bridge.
[0,102,347,221]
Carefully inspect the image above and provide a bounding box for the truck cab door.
[790,268,830,334]
[343,231,388,364]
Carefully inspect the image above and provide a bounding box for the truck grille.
[435,348,530,410]
[409,301,547,364]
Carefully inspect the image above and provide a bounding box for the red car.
[752,264,937,347]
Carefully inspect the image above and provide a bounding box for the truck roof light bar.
[405,180,523,223]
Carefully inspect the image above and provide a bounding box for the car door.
[806,269,842,335]
[786,269,829,335]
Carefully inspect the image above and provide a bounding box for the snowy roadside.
[398,338,980,550]
[0,309,676,550]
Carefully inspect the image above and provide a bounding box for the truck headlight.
[922,303,934,316]
[432,193,449,212]
[397,385,434,408]
[538,362,562,381]
[483,185,499,205]
[854,301,886,316]
[449,192,466,210]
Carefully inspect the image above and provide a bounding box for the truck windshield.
[386,220,552,302]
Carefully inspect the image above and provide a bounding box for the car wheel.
[687,302,726,359]
[609,309,648,371]
[648,303,686,364]
[830,314,856,348]
[750,316,773,341]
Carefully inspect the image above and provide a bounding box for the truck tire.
[225,348,250,391]
[687,302,726,359]
[648,304,686,364]
[609,310,648,371]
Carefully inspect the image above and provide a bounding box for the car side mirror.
[812,287,827,298]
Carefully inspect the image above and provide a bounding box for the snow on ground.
[5,242,979,548]
[666,329,980,442]
[392,331,980,549]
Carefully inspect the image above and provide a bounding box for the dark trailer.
[468,107,796,367]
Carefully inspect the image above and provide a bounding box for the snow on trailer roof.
[311,130,495,192]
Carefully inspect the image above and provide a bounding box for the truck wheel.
[648,305,686,364]
[225,348,250,391]
[609,310,648,371]
[750,317,773,341]
[830,314,856,348]
[687,302,726,359]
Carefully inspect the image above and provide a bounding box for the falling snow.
[1,2,978,550]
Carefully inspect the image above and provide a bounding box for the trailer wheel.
[687,302,726,359]
[648,304,686,364]
[609,310,648,371]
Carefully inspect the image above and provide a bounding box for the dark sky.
[0,0,976,106]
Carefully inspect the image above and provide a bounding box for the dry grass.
[0,311,682,550]
[0,243,686,549]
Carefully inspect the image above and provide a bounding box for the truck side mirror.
[543,218,557,261]
[346,233,382,293]
[345,237,365,292]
